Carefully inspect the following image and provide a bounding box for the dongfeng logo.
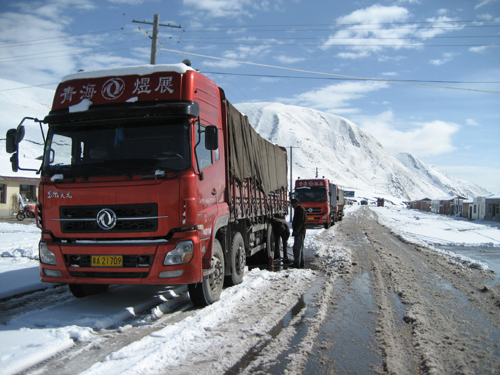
[307,208,313,213]
[101,78,125,100]
[96,208,117,230]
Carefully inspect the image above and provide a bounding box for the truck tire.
[188,239,225,306]
[69,284,109,298]
[225,232,245,287]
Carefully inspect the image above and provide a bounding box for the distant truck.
[5,63,288,306]
[377,198,385,207]
[294,179,344,229]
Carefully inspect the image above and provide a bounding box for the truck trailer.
[295,179,344,229]
[5,63,288,306]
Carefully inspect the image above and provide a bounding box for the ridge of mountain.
[235,102,489,200]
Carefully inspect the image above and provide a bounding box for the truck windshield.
[296,188,328,203]
[42,117,191,178]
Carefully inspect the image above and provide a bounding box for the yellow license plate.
[91,255,123,267]
[307,217,315,221]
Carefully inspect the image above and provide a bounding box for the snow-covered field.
[1,205,499,374]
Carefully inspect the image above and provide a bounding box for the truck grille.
[59,203,159,233]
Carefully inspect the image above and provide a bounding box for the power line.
[159,47,500,94]
[184,35,500,40]
[0,28,129,48]
[183,24,500,33]
[204,72,500,85]
[178,41,499,48]
[185,20,500,28]
[0,38,146,63]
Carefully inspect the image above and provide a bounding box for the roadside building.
[470,196,487,221]
[452,196,466,217]
[410,198,431,212]
[431,196,466,215]
[484,195,500,222]
[0,160,40,218]
[462,199,473,219]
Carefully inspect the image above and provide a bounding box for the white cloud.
[323,5,465,60]
[275,55,306,64]
[0,3,148,86]
[223,44,272,60]
[466,119,480,126]
[469,45,490,53]
[475,0,499,9]
[278,80,388,114]
[0,12,76,84]
[182,0,253,18]
[353,111,460,157]
[202,59,241,69]
[429,52,458,65]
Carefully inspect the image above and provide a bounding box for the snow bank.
[373,206,500,270]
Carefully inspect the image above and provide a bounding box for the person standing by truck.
[291,198,307,268]
[271,218,290,262]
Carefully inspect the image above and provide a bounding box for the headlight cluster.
[39,242,57,265]
[163,241,194,265]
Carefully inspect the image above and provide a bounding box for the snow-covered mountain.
[235,102,489,200]
[395,153,489,199]
[0,78,489,201]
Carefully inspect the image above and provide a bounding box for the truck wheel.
[324,220,331,229]
[69,284,109,298]
[189,239,225,306]
[225,232,245,287]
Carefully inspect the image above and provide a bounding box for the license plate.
[307,217,315,221]
[91,255,123,267]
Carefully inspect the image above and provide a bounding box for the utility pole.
[133,14,181,64]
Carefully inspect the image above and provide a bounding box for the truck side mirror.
[10,153,19,172]
[205,125,218,150]
[15,125,25,144]
[6,129,17,153]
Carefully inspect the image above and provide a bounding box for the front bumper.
[39,231,204,285]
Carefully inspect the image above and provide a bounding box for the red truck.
[294,179,344,229]
[6,63,288,306]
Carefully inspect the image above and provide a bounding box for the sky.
[0,0,499,192]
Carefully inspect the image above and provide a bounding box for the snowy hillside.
[396,153,490,199]
[0,78,489,200]
[235,102,489,200]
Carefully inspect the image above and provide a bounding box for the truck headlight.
[39,242,57,265]
[322,214,329,220]
[164,241,194,265]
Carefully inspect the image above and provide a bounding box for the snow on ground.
[1,206,499,374]
[372,205,500,271]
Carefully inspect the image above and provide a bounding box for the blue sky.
[0,0,499,193]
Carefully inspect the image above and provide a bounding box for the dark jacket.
[292,204,307,236]
[271,218,290,239]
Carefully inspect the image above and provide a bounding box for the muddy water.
[303,253,382,374]
[438,245,500,283]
